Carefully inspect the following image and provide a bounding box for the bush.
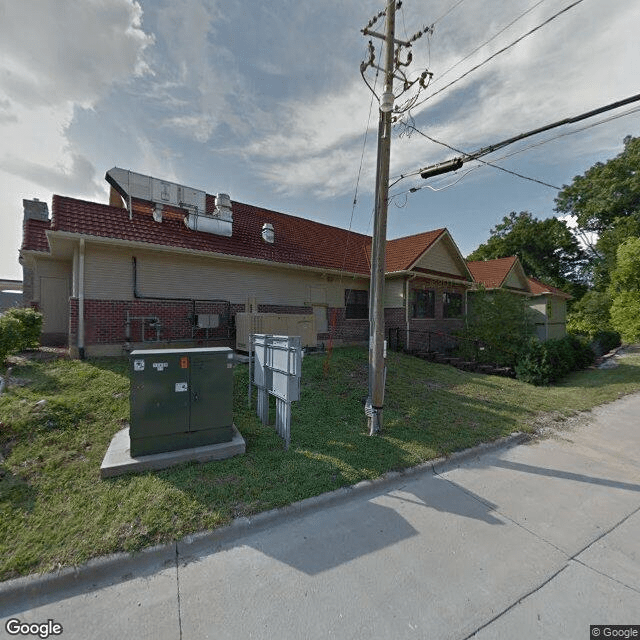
[566,333,596,369]
[590,330,622,357]
[4,307,43,350]
[456,288,534,367]
[515,334,595,386]
[515,338,554,385]
[0,315,22,365]
[0,307,43,365]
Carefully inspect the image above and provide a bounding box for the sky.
[1,0,639,281]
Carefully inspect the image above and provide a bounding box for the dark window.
[443,291,463,318]
[345,289,368,319]
[411,289,435,318]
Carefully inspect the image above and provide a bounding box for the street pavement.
[1,392,639,640]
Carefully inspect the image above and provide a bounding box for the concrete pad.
[1,565,179,640]
[471,560,640,640]
[177,471,567,640]
[437,431,640,555]
[100,426,245,478]
[576,508,640,591]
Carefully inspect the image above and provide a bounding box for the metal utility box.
[129,347,234,456]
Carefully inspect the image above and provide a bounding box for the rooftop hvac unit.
[129,347,234,456]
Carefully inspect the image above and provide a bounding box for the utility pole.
[361,2,432,435]
[367,1,396,435]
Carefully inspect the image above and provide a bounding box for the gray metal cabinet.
[129,347,234,456]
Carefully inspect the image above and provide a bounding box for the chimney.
[23,198,49,222]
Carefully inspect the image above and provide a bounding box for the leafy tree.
[555,136,640,234]
[609,236,640,342]
[467,211,588,297]
[555,136,640,288]
[566,290,612,337]
[457,288,534,367]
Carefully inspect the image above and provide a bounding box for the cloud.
[0,0,153,109]
[0,152,101,197]
[245,0,640,201]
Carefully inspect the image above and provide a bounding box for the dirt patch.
[525,409,593,443]
[7,347,70,365]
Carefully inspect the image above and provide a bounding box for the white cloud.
[0,0,153,109]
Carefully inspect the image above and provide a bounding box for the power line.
[389,93,640,195]
[430,0,550,90]
[403,125,561,189]
[406,0,586,113]
[432,0,469,25]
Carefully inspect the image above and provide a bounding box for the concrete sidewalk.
[2,393,639,640]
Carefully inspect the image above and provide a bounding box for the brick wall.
[68,298,241,348]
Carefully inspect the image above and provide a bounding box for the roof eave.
[44,230,371,279]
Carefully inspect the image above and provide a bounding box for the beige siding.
[414,238,465,276]
[504,268,528,290]
[84,246,134,299]
[33,258,72,301]
[82,244,369,307]
[384,278,404,308]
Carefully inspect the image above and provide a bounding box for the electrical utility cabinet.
[129,347,234,457]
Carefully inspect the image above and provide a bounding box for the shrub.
[589,329,622,357]
[566,333,596,369]
[515,335,595,386]
[0,314,23,365]
[4,307,43,350]
[0,307,43,365]
[456,288,534,367]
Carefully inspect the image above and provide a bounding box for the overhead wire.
[430,0,550,90]
[407,0,586,112]
[431,0,469,25]
[389,103,640,199]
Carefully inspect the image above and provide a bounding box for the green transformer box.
[129,347,234,456]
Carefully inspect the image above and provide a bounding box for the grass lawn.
[1,345,640,581]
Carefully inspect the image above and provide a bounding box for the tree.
[609,237,640,342]
[555,136,640,288]
[555,136,640,235]
[467,211,588,298]
[565,290,612,337]
[457,288,534,367]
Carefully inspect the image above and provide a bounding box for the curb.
[0,431,527,610]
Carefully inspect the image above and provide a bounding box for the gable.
[503,263,530,291]
[412,234,468,278]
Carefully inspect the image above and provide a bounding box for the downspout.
[78,239,85,359]
[405,274,417,351]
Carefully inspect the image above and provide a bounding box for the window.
[345,289,368,319]
[411,289,435,318]
[443,291,463,318]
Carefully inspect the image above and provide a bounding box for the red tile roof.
[527,277,572,299]
[466,256,520,289]
[21,218,51,253]
[26,194,463,279]
[48,195,373,275]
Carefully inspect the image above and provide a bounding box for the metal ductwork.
[105,167,233,236]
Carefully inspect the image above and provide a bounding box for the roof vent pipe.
[262,223,274,243]
[214,193,233,220]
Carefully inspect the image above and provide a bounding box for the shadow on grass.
[0,468,37,513]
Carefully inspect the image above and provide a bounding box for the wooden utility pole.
[367,0,396,435]
[361,2,432,434]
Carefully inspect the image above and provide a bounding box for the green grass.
[2,346,640,581]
